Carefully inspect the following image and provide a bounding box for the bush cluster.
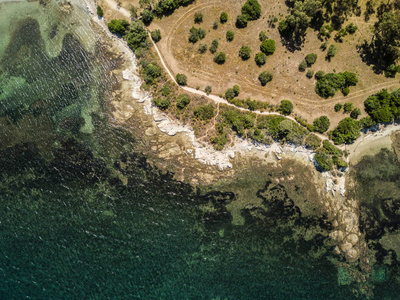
[226,30,234,42]
[176,73,187,86]
[364,89,400,123]
[214,52,226,64]
[330,117,360,144]
[279,100,293,115]
[313,116,330,133]
[151,29,161,42]
[188,27,206,43]
[209,39,219,53]
[255,52,267,66]
[194,104,215,120]
[176,94,191,109]
[315,71,358,98]
[239,46,252,60]
[258,71,273,86]
[220,12,228,23]
[108,19,129,35]
[260,39,276,55]
[194,12,203,23]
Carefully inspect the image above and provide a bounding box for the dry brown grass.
[128,0,399,131]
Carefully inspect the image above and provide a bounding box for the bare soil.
[138,0,400,130]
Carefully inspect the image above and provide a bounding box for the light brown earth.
[142,0,400,130]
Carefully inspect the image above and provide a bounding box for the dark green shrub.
[194,12,203,24]
[151,29,161,42]
[189,27,199,43]
[205,85,212,94]
[209,39,219,53]
[350,108,361,119]
[129,5,138,18]
[335,29,348,42]
[107,19,129,35]
[278,19,292,37]
[299,61,307,72]
[346,23,358,34]
[213,21,218,29]
[321,42,328,51]
[154,98,170,110]
[260,39,276,55]
[315,72,358,98]
[126,21,148,50]
[233,84,240,96]
[161,84,171,96]
[358,116,376,129]
[322,140,343,157]
[305,53,317,66]
[97,5,104,17]
[306,70,314,78]
[176,94,191,109]
[241,0,261,20]
[214,52,226,64]
[315,148,333,171]
[142,9,154,25]
[384,64,400,78]
[258,71,273,86]
[239,46,252,60]
[220,12,228,23]
[255,52,267,66]
[280,100,293,115]
[236,15,248,28]
[327,45,337,60]
[226,30,234,41]
[363,89,400,123]
[343,102,353,113]
[319,25,334,38]
[176,73,187,85]
[330,117,360,144]
[334,103,343,112]
[313,116,330,133]
[315,70,325,79]
[198,43,207,53]
[225,88,236,100]
[342,87,350,96]
[198,28,206,39]
[259,31,268,41]
[143,63,161,84]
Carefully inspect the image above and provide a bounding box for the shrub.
[226,30,235,42]
[176,73,187,86]
[151,29,161,42]
[335,29,348,42]
[126,21,148,50]
[315,70,325,80]
[359,116,376,129]
[260,39,276,55]
[346,23,358,34]
[315,148,333,171]
[305,133,322,150]
[305,53,317,66]
[233,84,240,96]
[198,43,207,53]
[210,39,219,53]
[259,31,268,42]
[258,71,273,86]
[320,42,328,51]
[313,116,330,133]
[214,52,226,64]
[213,21,218,29]
[225,88,236,100]
[97,5,104,17]
[129,5,137,18]
[306,70,314,78]
[364,89,400,123]
[239,46,252,60]
[319,24,334,38]
[330,117,360,144]
[154,98,170,110]
[384,64,400,78]
[298,61,307,72]
[194,12,203,24]
[327,45,337,60]
[315,72,358,98]
[142,9,154,25]
[194,104,215,120]
[343,102,353,113]
[236,15,248,28]
[220,12,228,23]
[280,100,293,115]
[241,0,261,20]
[342,87,350,96]
[188,27,206,43]
[350,108,361,119]
[278,19,292,37]
[205,85,212,95]
[107,19,129,35]
[255,52,267,66]
[143,63,161,84]
[176,94,190,109]
[334,103,343,112]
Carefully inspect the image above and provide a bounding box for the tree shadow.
[280,35,302,52]
[357,40,385,74]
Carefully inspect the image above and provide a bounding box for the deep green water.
[0,1,399,299]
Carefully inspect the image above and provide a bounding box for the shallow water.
[0,0,398,299]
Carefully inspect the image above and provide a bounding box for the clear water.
[0,1,398,299]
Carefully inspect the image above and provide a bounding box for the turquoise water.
[0,1,398,299]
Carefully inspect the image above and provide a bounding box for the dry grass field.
[102,0,400,130]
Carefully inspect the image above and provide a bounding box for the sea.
[0,0,399,299]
